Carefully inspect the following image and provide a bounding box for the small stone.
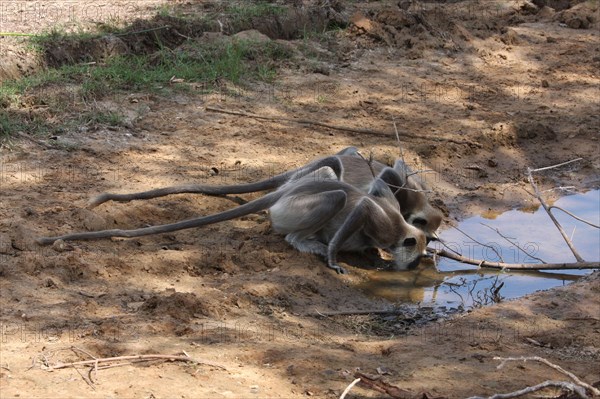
[501,28,520,45]
[52,239,74,253]
[45,278,58,288]
[538,6,555,19]
[520,0,539,14]
[351,12,374,33]
[233,30,271,43]
[541,79,549,88]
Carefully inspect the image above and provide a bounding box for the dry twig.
[43,354,227,372]
[529,158,583,173]
[340,378,362,399]
[548,205,600,229]
[453,226,505,263]
[468,380,588,399]
[429,248,599,270]
[527,159,585,262]
[354,372,414,399]
[392,118,408,184]
[479,223,547,264]
[493,356,600,396]
[72,365,95,390]
[354,148,378,179]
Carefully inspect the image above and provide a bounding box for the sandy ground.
[1,0,599,397]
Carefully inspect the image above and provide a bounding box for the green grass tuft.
[0,110,53,138]
[0,38,291,139]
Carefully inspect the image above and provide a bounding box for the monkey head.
[391,223,428,270]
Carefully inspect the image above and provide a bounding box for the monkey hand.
[327,262,347,274]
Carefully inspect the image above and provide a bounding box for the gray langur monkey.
[37,167,428,274]
[88,147,443,240]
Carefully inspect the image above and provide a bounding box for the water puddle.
[360,190,599,310]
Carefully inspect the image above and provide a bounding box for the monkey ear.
[368,178,395,198]
[393,160,410,177]
[376,167,405,190]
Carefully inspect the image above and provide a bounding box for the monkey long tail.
[87,157,343,208]
[37,191,284,246]
[87,180,284,208]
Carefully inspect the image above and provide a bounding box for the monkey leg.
[285,165,338,185]
[270,189,347,268]
[285,233,328,257]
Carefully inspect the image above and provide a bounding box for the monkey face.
[391,225,428,270]
[405,206,443,242]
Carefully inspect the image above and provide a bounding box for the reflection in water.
[360,190,599,309]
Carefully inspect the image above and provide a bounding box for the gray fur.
[38,167,427,274]
[87,147,442,239]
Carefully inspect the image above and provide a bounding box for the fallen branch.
[529,158,582,173]
[73,365,96,390]
[527,159,585,262]
[429,248,599,270]
[493,356,600,396]
[393,118,408,184]
[467,380,589,399]
[354,372,414,399]
[205,107,481,147]
[433,236,463,256]
[44,354,227,371]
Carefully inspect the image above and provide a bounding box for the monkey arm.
[326,197,373,274]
